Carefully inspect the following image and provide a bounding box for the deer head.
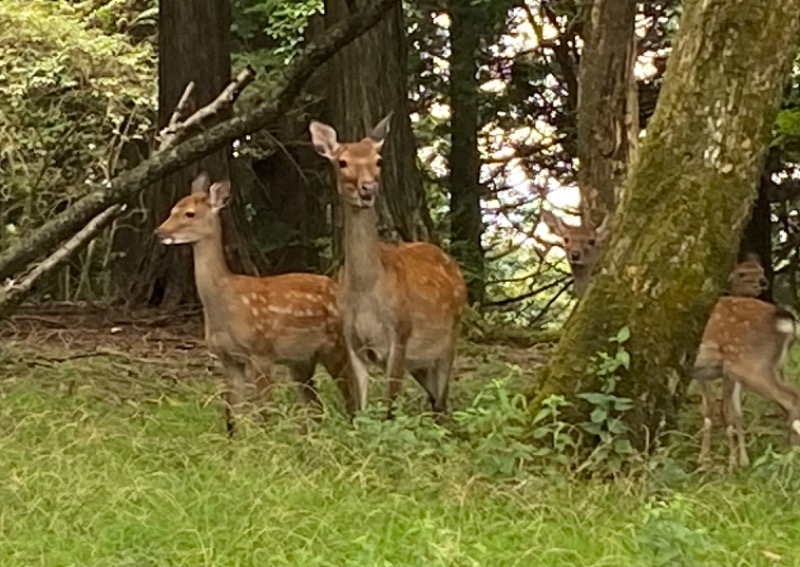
[155,173,231,245]
[728,253,768,298]
[541,209,610,297]
[309,113,393,209]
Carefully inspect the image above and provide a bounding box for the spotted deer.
[309,115,467,416]
[694,258,800,468]
[155,173,352,435]
[540,209,609,297]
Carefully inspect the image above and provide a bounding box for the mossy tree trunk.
[531,0,800,448]
[577,0,638,222]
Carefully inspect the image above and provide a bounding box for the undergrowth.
[1,343,800,566]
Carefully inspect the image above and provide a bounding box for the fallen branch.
[1,68,255,318]
[0,0,395,287]
[0,205,123,316]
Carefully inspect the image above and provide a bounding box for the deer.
[309,114,467,417]
[694,257,800,468]
[540,209,609,298]
[155,173,352,436]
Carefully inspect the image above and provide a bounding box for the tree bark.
[531,0,800,448]
[577,0,638,223]
[0,0,396,299]
[448,0,485,304]
[110,0,268,308]
[323,0,432,256]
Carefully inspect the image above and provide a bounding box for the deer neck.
[191,222,232,309]
[572,263,593,298]
[342,204,383,293]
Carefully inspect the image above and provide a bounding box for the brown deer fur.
[156,173,351,435]
[694,258,800,468]
[310,115,467,415]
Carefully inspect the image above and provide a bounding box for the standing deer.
[694,258,800,468]
[155,173,352,435]
[540,209,609,298]
[309,115,467,416]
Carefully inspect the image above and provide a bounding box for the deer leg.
[697,378,715,466]
[247,357,273,423]
[322,350,356,416]
[346,346,371,413]
[431,342,455,416]
[221,356,247,438]
[385,341,407,419]
[289,360,322,409]
[722,376,748,469]
[740,366,800,447]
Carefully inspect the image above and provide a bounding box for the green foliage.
[0,0,155,247]
[575,326,637,474]
[3,344,800,565]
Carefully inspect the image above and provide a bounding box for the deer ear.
[369,112,393,150]
[309,120,340,160]
[209,181,231,212]
[595,214,612,243]
[191,172,212,195]
[541,210,567,236]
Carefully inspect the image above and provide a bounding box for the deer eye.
[376,157,383,168]
[588,239,596,246]
[563,237,570,245]
[185,211,195,218]
[338,159,348,169]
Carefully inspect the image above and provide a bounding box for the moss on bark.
[531,0,800,448]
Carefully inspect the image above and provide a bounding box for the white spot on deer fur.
[792,420,800,437]
[242,296,250,306]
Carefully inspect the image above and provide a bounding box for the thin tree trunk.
[531,0,800,448]
[111,0,267,308]
[577,0,638,222]
[323,0,432,257]
[448,0,485,304]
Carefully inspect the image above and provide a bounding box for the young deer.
[540,209,609,297]
[694,258,800,468]
[156,173,351,435]
[309,115,467,416]
[727,252,768,298]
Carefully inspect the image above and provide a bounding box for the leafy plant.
[575,326,637,474]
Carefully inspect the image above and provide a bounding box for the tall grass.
[1,346,800,566]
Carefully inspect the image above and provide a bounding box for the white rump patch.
[776,318,795,335]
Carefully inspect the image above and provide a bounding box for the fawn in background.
[156,173,352,435]
[310,114,467,417]
[693,256,800,468]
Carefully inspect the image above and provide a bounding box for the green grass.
[1,344,800,566]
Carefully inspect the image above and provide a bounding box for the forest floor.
[1,304,800,566]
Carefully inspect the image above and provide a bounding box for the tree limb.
[0,0,395,290]
[0,205,123,316]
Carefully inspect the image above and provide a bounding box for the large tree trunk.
[323,0,432,257]
[531,0,800,448]
[577,0,638,222]
[448,0,485,305]
[111,0,264,308]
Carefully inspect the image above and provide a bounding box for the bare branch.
[0,205,123,316]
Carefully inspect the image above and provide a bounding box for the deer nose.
[760,277,768,288]
[570,251,581,262]
[359,182,378,198]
